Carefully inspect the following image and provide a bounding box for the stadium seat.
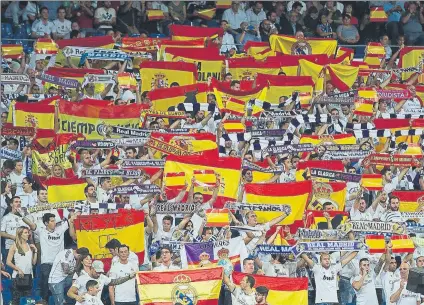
[1,278,12,291]
[13,24,29,39]
[2,290,12,305]
[20,296,42,305]
[1,23,13,38]
[48,295,55,305]
[149,33,167,38]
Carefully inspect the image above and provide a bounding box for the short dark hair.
[70,30,80,39]
[40,6,49,13]
[244,275,255,288]
[255,286,269,296]
[243,258,254,266]
[42,213,55,225]
[57,6,66,13]
[37,188,47,196]
[3,160,15,170]
[163,215,174,223]
[389,196,400,203]
[8,138,19,146]
[359,258,369,264]
[86,280,98,290]
[118,244,129,252]
[292,1,303,10]
[10,196,20,205]
[125,147,137,154]
[230,80,240,87]
[322,202,333,209]
[105,239,121,249]
[342,13,351,20]
[84,184,95,193]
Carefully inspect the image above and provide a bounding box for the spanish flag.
[75,210,145,271]
[137,267,223,305]
[164,155,241,208]
[58,100,147,139]
[1,44,23,59]
[336,47,354,63]
[366,235,386,254]
[244,41,270,56]
[298,59,325,92]
[34,38,59,54]
[361,174,383,191]
[169,24,224,41]
[205,209,231,227]
[269,35,338,57]
[232,272,308,305]
[158,38,206,60]
[364,54,384,68]
[299,134,356,145]
[392,191,424,212]
[391,235,415,253]
[45,177,87,203]
[370,7,388,22]
[117,72,137,90]
[223,120,248,133]
[216,0,231,9]
[274,54,329,76]
[197,8,216,20]
[149,83,209,112]
[146,9,165,20]
[305,210,348,229]
[244,180,312,225]
[354,98,375,116]
[296,160,345,182]
[227,59,281,80]
[217,96,246,116]
[140,61,198,92]
[309,181,347,211]
[399,47,424,81]
[13,103,55,130]
[327,63,359,92]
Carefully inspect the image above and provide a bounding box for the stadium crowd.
[1,1,424,305]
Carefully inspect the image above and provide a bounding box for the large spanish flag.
[370,7,388,22]
[270,54,329,76]
[299,134,356,145]
[391,235,415,253]
[299,59,325,92]
[149,83,209,112]
[244,180,312,225]
[75,210,144,271]
[164,155,242,208]
[227,58,281,80]
[399,47,424,81]
[392,191,424,212]
[58,100,146,139]
[137,267,223,305]
[45,177,87,203]
[140,61,198,92]
[1,44,23,59]
[13,102,55,130]
[269,35,337,57]
[361,174,383,191]
[309,181,347,211]
[164,47,225,82]
[233,272,308,305]
[169,24,224,41]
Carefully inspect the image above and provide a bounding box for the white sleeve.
[0,216,7,232]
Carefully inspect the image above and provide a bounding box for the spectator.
[266,10,282,33]
[152,246,180,270]
[168,1,187,24]
[336,14,360,44]
[280,11,303,35]
[384,1,404,42]
[6,226,38,305]
[31,6,55,39]
[235,22,261,51]
[246,1,266,27]
[358,12,379,44]
[343,3,358,25]
[303,6,319,37]
[320,1,342,31]
[4,1,28,25]
[259,19,277,42]
[287,1,307,15]
[401,2,424,45]
[23,1,38,24]
[94,1,116,32]
[9,160,25,195]
[105,239,139,268]
[317,13,337,38]
[222,1,248,31]
[72,1,94,34]
[220,20,237,55]
[52,6,72,40]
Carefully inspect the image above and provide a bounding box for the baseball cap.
[92,260,105,273]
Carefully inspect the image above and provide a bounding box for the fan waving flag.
[137,267,223,305]
[392,191,424,212]
[361,174,383,191]
[45,177,87,203]
[1,44,23,59]
[197,8,216,20]
[232,272,308,305]
[370,7,388,22]
[74,210,145,271]
[269,35,338,56]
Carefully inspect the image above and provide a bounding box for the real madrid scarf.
[242,160,282,173]
[264,143,315,155]
[224,202,292,214]
[309,168,362,183]
[79,51,130,65]
[71,140,116,149]
[362,153,419,168]
[81,168,142,177]
[291,241,366,257]
[121,159,165,168]
[155,202,199,214]
[112,184,160,195]
[296,228,345,240]
[37,72,80,89]
[1,73,31,85]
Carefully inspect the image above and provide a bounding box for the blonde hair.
[15,226,29,256]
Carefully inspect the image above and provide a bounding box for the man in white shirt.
[153,246,180,270]
[105,239,139,268]
[382,167,408,195]
[246,1,266,27]
[109,245,139,305]
[351,258,379,305]
[400,86,422,113]
[382,254,401,305]
[31,6,55,39]
[9,160,26,195]
[48,247,90,305]
[222,1,248,30]
[380,195,403,222]
[94,1,116,31]
[4,1,28,25]
[36,212,77,301]
[220,20,237,55]
[52,6,72,40]
[350,197,374,220]
[390,262,421,305]
[223,273,256,305]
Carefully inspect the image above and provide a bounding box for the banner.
[121,37,163,52]
[242,160,283,174]
[180,237,248,273]
[377,89,411,100]
[79,50,129,65]
[344,221,407,235]
[309,168,362,183]
[292,241,367,256]
[1,73,30,85]
[0,147,22,160]
[74,210,144,271]
[70,140,116,149]
[121,159,165,168]
[363,154,420,168]
[137,267,223,305]
[270,35,338,56]
[37,72,80,88]
[112,184,160,195]
[255,244,294,255]
[322,150,371,160]
[108,137,147,146]
[1,126,35,136]
[145,137,201,157]
[264,144,314,155]
[81,169,141,178]
[224,202,291,213]
[27,201,78,213]
[155,202,199,214]
[232,272,308,305]
[296,228,344,240]
[250,129,287,137]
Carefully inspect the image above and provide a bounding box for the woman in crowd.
[316,13,336,38]
[336,13,360,44]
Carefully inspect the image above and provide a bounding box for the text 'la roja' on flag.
[44,176,87,203]
[232,272,308,305]
[74,209,144,271]
[164,155,241,208]
[244,180,312,225]
[137,267,223,305]
[58,100,148,139]
[392,191,424,212]
[140,61,198,92]
[269,35,338,56]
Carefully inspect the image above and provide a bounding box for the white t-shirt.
[240,222,271,252]
[153,263,180,271]
[231,287,256,305]
[391,281,421,305]
[351,272,379,305]
[0,213,28,249]
[31,19,55,36]
[48,249,75,284]
[312,263,342,303]
[73,273,111,299]
[9,171,26,194]
[16,190,38,208]
[381,269,400,305]
[35,221,69,264]
[111,251,139,268]
[350,208,374,221]
[28,208,61,243]
[402,97,421,112]
[345,181,360,211]
[109,261,138,302]
[52,19,72,37]
[94,7,116,29]
[384,176,399,194]
[76,294,104,305]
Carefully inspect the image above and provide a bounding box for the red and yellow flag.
[75,210,145,271]
[299,134,357,145]
[164,155,242,208]
[117,72,137,90]
[392,191,424,212]
[45,177,87,203]
[137,267,223,305]
[121,37,163,53]
[34,38,59,54]
[197,8,216,20]
[227,58,281,80]
[244,41,270,56]
[233,272,308,305]
[269,35,338,57]
[216,0,231,9]
[244,180,312,225]
[309,181,347,211]
[205,209,231,227]
[370,7,388,22]
[305,210,349,229]
[327,63,359,92]
[391,235,415,253]
[13,102,55,130]
[399,47,424,81]
[361,174,383,191]
[366,235,386,254]
[146,9,165,20]
[140,61,198,91]
[1,44,23,59]
[169,24,224,41]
